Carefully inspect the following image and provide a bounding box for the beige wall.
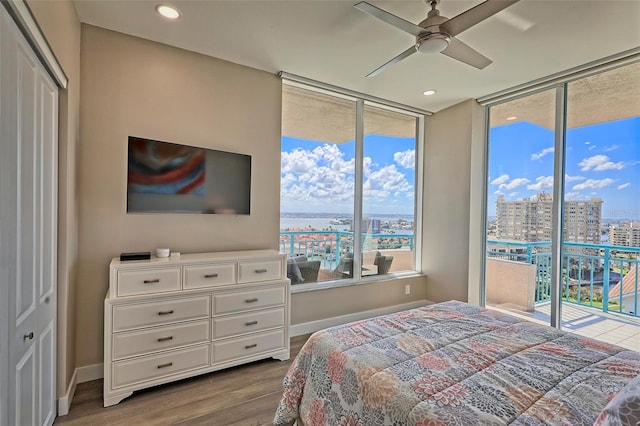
[485,258,536,312]
[27,0,81,398]
[423,100,483,303]
[292,275,427,324]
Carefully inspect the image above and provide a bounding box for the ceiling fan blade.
[354,2,424,37]
[443,0,520,37]
[366,46,417,77]
[441,38,492,69]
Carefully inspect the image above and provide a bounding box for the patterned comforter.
[274,301,640,425]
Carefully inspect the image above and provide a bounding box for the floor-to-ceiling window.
[560,63,640,347]
[279,79,424,288]
[483,60,639,351]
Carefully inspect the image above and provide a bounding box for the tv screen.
[127,136,251,214]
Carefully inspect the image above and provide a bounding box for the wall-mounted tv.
[127,136,251,215]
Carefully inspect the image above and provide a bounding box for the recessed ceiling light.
[506,116,517,121]
[156,4,181,20]
[422,90,436,96]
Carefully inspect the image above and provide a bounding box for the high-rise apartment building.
[496,193,603,243]
[609,222,640,247]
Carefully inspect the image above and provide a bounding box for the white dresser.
[103,250,290,407]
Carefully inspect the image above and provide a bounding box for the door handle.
[24,332,34,341]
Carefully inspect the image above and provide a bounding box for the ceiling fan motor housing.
[416,32,450,53]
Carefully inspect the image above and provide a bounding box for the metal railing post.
[602,247,608,312]
[288,233,294,256]
[603,247,610,313]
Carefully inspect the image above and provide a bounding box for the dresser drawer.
[212,330,284,364]
[111,345,209,389]
[112,319,210,360]
[113,296,210,332]
[237,259,282,283]
[117,268,181,297]
[213,308,284,339]
[213,287,285,315]
[184,263,236,290]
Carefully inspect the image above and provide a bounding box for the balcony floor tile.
[489,302,640,353]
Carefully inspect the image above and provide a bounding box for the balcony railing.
[279,230,414,271]
[487,240,640,318]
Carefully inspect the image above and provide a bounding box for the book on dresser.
[103,249,291,407]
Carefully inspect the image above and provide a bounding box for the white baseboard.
[57,369,77,416]
[57,363,103,416]
[77,363,104,383]
[290,300,429,337]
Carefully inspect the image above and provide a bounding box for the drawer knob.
[245,321,258,326]
[204,273,219,278]
[158,310,174,316]
[245,343,257,349]
[244,298,258,303]
[254,268,268,273]
[157,362,173,369]
[143,279,160,284]
[157,336,174,342]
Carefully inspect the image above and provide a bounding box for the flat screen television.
[127,136,251,214]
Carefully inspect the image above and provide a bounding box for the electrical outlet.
[405,284,411,295]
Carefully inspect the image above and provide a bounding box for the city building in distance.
[610,222,640,247]
[496,193,603,244]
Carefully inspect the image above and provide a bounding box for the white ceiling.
[73,0,640,112]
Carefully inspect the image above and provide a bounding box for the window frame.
[280,78,426,291]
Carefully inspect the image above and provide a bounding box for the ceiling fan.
[354,0,520,77]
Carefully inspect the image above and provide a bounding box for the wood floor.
[54,335,310,426]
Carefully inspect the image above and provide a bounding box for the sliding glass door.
[484,61,640,351]
[560,63,640,349]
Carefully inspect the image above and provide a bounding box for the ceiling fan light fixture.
[416,34,450,54]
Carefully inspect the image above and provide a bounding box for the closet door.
[0,7,58,426]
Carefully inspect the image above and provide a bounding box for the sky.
[280,134,415,215]
[488,117,639,220]
[280,116,639,220]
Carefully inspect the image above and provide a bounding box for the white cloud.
[281,172,296,187]
[281,146,355,203]
[531,147,554,161]
[565,192,582,200]
[363,165,412,198]
[281,149,317,173]
[508,192,519,197]
[527,176,553,191]
[491,174,510,185]
[617,183,630,190]
[579,155,624,171]
[494,190,503,195]
[394,150,415,169]
[499,177,530,190]
[572,178,615,191]
[565,174,585,182]
[588,145,597,151]
[604,144,620,152]
[311,144,354,173]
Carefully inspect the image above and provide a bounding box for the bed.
[273,300,640,425]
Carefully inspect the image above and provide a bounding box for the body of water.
[279,213,414,235]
